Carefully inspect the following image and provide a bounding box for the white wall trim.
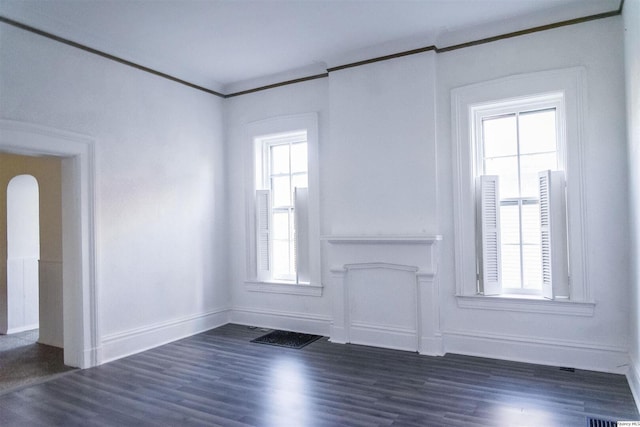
[322,235,443,244]
[230,306,331,336]
[455,295,595,316]
[443,329,629,374]
[244,280,323,296]
[100,308,230,364]
[451,67,590,301]
[0,119,99,368]
[244,113,321,288]
[5,324,39,334]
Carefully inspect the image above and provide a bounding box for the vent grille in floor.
[586,417,617,427]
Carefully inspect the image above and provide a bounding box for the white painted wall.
[6,174,40,333]
[327,53,437,235]
[225,80,332,333]
[0,22,229,362]
[436,17,628,372]
[226,16,630,373]
[624,0,640,403]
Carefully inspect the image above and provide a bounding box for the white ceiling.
[0,0,620,94]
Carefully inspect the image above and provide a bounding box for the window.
[245,113,321,296]
[474,100,566,297]
[452,68,591,310]
[256,132,309,282]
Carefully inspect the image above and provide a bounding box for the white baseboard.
[99,308,230,364]
[349,322,417,352]
[627,355,640,411]
[6,324,39,334]
[443,329,629,374]
[230,306,331,336]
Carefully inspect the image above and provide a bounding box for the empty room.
[1,0,640,425]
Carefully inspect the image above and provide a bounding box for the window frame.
[473,96,565,296]
[244,113,322,296]
[451,67,592,314]
[258,133,308,282]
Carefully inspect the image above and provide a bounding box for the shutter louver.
[539,170,569,299]
[256,189,271,280]
[478,175,502,295]
[294,187,310,284]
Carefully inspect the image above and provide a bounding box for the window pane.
[291,143,308,173]
[522,245,542,289]
[501,244,521,288]
[519,109,557,155]
[273,240,290,277]
[500,204,520,245]
[485,156,519,198]
[483,115,517,158]
[271,144,290,174]
[272,176,291,207]
[519,153,558,197]
[521,203,541,245]
[272,211,289,240]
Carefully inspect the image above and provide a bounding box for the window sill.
[455,294,595,316]
[244,280,323,297]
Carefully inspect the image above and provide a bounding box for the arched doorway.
[6,174,40,334]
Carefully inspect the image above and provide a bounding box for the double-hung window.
[475,99,568,298]
[246,113,320,295]
[452,68,590,308]
[256,132,309,282]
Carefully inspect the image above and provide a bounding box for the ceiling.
[0,0,620,94]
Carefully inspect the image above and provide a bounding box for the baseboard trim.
[627,355,640,411]
[100,308,230,364]
[230,306,331,336]
[443,329,629,374]
[5,324,39,334]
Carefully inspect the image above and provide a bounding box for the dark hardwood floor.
[0,323,637,426]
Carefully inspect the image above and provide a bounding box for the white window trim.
[451,67,590,310]
[244,113,322,296]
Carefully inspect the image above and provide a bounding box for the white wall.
[624,0,640,402]
[225,80,332,333]
[436,17,628,372]
[0,22,229,362]
[326,52,437,235]
[225,16,630,374]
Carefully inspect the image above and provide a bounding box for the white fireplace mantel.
[324,234,443,356]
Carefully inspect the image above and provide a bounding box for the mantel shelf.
[322,235,443,244]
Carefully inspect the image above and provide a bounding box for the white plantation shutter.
[256,190,271,280]
[294,187,310,284]
[477,175,502,295]
[538,170,569,299]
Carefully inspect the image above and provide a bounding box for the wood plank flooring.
[0,323,637,426]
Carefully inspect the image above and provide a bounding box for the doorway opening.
[0,120,98,370]
[6,174,40,335]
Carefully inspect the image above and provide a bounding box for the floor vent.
[586,417,617,427]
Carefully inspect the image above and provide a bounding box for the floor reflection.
[268,357,311,426]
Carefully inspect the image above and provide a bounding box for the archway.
[6,174,40,334]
